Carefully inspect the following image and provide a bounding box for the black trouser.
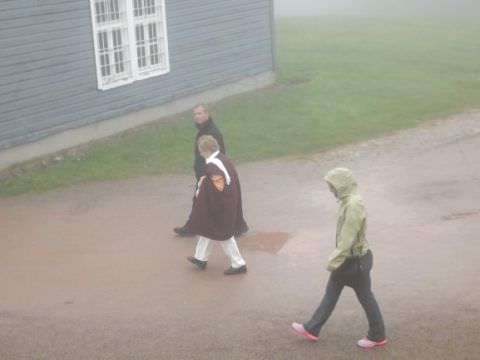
[303,250,386,341]
[183,183,199,229]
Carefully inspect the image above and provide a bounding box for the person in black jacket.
[174,104,226,237]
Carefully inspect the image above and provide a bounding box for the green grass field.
[2,16,480,196]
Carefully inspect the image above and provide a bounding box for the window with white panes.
[90,0,169,90]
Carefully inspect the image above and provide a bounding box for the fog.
[275,0,480,16]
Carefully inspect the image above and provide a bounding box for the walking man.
[174,104,226,237]
[187,135,248,275]
[291,168,387,349]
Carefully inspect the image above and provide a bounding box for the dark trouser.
[183,185,199,229]
[303,250,386,341]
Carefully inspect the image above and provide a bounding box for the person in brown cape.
[187,135,248,275]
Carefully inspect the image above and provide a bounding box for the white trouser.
[194,236,246,268]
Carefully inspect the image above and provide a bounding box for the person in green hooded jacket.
[291,167,387,349]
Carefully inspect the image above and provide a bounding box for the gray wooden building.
[0,0,275,170]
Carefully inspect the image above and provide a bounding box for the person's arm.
[194,142,207,180]
[214,129,226,155]
[195,176,207,197]
[327,202,365,272]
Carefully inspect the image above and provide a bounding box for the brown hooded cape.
[189,153,248,240]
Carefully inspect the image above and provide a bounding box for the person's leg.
[194,236,214,262]
[221,236,246,268]
[174,186,197,236]
[183,190,197,228]
[353,251,386,342]
[303,276,344,336]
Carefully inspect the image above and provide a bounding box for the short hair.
[193,103,209,112]
[197,135,219,154]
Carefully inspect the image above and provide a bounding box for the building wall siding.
[0,0,274,150]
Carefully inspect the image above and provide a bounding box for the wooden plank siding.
[0,0,274,150]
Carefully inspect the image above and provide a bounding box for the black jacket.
[194,118,225,180]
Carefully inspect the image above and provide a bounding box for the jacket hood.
[324,167,357,200]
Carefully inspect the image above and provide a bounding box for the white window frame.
[89,0,170,91]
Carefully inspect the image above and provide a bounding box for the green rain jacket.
[324,168,370,272]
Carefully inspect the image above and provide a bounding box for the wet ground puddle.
[239,232,290,254]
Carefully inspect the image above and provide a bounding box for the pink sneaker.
[357,336,388,349]
[291,322,319,341]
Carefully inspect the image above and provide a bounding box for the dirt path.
[1,112,480,359]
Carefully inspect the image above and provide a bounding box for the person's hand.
[198,176,206,187]
[195,176,206,197]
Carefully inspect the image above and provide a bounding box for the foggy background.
[275,0,480,16]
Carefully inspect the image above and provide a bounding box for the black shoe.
[174,225,195,237]
[187,256,207,270]
[224,265,247,275]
